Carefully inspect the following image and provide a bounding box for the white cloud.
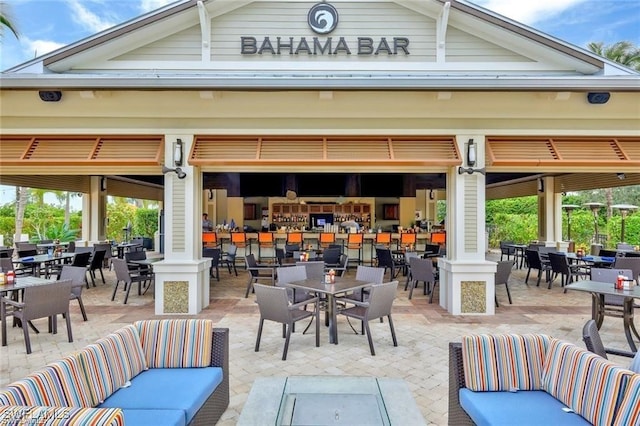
[66,0,117,33]
[472,0,588,25]
[139,0,178,13]
[22,36,66,59]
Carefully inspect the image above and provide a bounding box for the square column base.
[437,259,498,315]
[153,259,211,315]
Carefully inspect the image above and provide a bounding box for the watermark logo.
[308,3,339,34]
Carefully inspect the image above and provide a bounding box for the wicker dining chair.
[244,254,275,298]
[405,257,437,300]
[60,265,89,321]
[254,284,320,360]
[494,260,514,307]
[1,279,73,354]
[338,280,399,356]
[111,258,150,304]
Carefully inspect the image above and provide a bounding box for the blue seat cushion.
[459,389,591,426]
[121,409,185,426]
[99,367,223,424]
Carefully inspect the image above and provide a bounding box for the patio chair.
[221,244,238,276]
[244,254,275,298]
[582,319,635,359]
[590,267,636,331]
[60,265,89,321]
[254,283,320,360]
[296,261,325,281]
[338,280,399,356]
[284,244,300,258]
[124,250,150,277]
[499,241,516,262]
[548,252,589,291]
[111,258,150,304]
[203,247,221,281]
[524,249,551,287]
[1,279,73,354]
[613,257,640,285]
[494,260,514,307]
[276,265,312,304]
[322,247,342,268]
[375,247,401,280]
[338,265,384,304]
[405,257,437,300]
[86,249,107,287]
[93,242,113,269]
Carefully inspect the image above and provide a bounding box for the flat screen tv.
[310,213,334,228]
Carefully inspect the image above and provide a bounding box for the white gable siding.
[114,26,202,62]
[445,27,530,63]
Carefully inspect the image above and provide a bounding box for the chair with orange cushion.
[230,232,249,258]
[258,232,276,263]
[346,233,364,269]
[398,232,417,251]
[319,232,336,250]
[202,232,219,248]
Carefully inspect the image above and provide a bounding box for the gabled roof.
[1,0,638,91]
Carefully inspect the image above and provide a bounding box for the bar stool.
[258,232,276,263]
[230,232,249,262]
[287,232,304,248]
[202,232,219,248]
[398,232,417,251]
[346,233,364,269]
[319,232,336,250]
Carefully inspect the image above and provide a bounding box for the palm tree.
[0,1,19,39]
[587,41,640,71]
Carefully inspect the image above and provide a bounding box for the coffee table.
[238,376,425,426]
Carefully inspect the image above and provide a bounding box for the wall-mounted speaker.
[39,91,62,102]
[587,92,610,104]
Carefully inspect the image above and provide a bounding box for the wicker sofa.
[449,333,640,426]
[0,319,229,425]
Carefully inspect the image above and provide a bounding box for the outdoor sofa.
[0,319,229,425]
[449,333,640,425]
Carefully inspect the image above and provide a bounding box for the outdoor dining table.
[13,252,76,277]
[565,280,640,352]
[286,277,371,345]
[36,242,69,253]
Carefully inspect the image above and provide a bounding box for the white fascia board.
[1,73,638,91]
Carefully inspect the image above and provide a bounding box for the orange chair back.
[400,233,417,245]
[202,232,217,247]
[231,232,247,247]
[320,233,336,246]
[258,232,274,246]
[431,232,446,244]
[347,233,363,247]
[376,232,392,245]
[287,232,303,244]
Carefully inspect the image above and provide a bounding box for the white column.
[154,135,211,315]
[537,176,566,249]
[439,135,496,315]
[88,176,107,244]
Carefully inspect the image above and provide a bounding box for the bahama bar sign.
[240,2,410,56]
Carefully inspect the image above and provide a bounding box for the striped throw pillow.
[0,405,124,425]
[77,344,118,404]
[613,373,640,426]
[98,325,148,380]
[542,339,629,426]
[135,319,213,368]
[47,354,95,407]
[0,386,28,405]
[462,333,552,391]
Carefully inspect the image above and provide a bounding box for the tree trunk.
[14,186,29,245]
[605,188,613,218]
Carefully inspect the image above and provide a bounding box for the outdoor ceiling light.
[466,139,476,167]
[429,189,435,200]
[162,165,187,180]
[100,176,107,192]
[174,139,184,167]
[537,178,544,193]
[617,172,626,180]
[208,189,214,200]
[457,139,485,175]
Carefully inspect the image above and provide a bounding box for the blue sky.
[1,0,639,71]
